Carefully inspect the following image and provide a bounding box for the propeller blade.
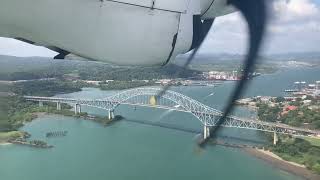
[190,16,215,51]
[199,0,268,147]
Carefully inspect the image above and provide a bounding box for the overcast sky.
[0,0,319,57]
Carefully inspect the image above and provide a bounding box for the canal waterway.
[1,66,319,180]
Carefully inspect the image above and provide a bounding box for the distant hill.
[2,51,319,68]
[265,52,320,61]
[174,52,320,65]
[175,53,245,65]
[1,52,318,80]
[0,55,200,81]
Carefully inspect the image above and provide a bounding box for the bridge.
[25,87,319,144]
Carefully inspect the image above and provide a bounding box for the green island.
[0,92,123,145]
[0,73,133,145]
[0,131,25,144]
[237,95,320,174]
[266,136,320,173]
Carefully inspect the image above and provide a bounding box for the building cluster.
[203,71,241,81]
[281,105,298,116]
[287,80,320,99]
[155,79,172,85]
[154,79,219,86]
[202,70,261,81]
[237,94,319,112]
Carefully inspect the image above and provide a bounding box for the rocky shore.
[207,139,320,180]
[4,131,54,149]
[8,139,53,149]
[244,148,320,180]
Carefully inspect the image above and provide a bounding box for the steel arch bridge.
[25,87,319,141]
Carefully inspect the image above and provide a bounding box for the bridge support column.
[203,125,210,139]
[56,102,61,111]
[108,110,114,120]
[273,131,278,145]
[74,104,81,115]
[78,104,81,114]
[39,101,43,107]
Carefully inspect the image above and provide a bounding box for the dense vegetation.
[77,64,199,81]
[257,103,282,122]
[257,96,320,174]
[99,80,155,90]
[0,96,11,131]
[0,57,200,81]
[280,105,320,128]
[0,96,74,132]
[267,137,320,174]
[0,56,202,94]
[0,131,25,143]
[11,80,83,96]
[257,97,320,129]
[0,71,56,81]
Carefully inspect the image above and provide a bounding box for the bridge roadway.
[123,118,267,145]
[24,87,320,142]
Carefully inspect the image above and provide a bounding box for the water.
[1,67,319,180]
[0,116,297,180]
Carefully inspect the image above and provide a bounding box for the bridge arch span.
[102,87,222,125]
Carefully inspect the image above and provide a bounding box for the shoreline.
[0,142,12,146]
[244,148,320,180]
[1,112,119,146]
[3,111,319,179]
[211,140,319,179]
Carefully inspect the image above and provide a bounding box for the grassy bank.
[254,96,320,174]
[267,136,320,174]
[0,78,85,132]
[0,79,125,143]
[0,131,25,144]
[0,96,12,131]
[0,95,82,143]
[12,80,82,96]
[0,95,74,130]
[303,137,320,147]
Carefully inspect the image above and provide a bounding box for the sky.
[0,0,319,57]
[200,0,320,54]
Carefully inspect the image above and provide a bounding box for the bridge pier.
[273,131,278,145]
[108,110,114,120]
[56,102,61,111]
[74,104,81,115]
[203,125,210,139]
[39,101,43,107]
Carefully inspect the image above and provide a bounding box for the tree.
[275,97,285,103]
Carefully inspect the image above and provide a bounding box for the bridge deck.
[24,87,320,137]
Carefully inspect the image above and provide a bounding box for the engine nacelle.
[0,0,236,66]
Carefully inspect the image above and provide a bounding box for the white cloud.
[200,0,320,54]
[0,37,57,57]
[273,0,319,21]
[200,12,249,54]
[269,0,320,32]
